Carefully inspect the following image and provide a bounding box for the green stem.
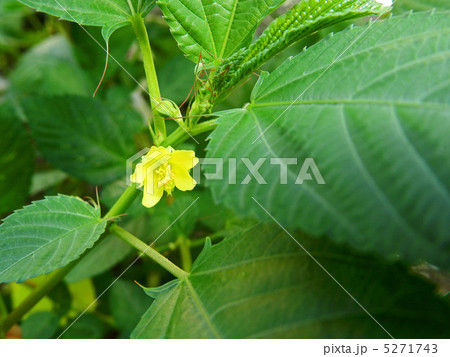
[103,183,140,220]
[130,13,166,144]
[110,224,188,280]
[0,185,140,334]
[177,235,192,272]
[161,118,218,147]
[0,293,7,320]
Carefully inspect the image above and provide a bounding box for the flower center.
[156,163,175,194]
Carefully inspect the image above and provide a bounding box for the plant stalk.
[103,183,140,220]
[177,235,192,272]
[110,224,188,279]
[161,118,218,147]
[130,14,166,144]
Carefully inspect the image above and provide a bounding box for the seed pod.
[213,0,387,95]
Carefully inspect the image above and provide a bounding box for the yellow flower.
[130,146,199,208]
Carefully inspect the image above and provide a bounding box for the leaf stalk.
[110,224,188,280]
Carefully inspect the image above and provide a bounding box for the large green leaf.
[0,195,107,283]
[18,0,156,41]
[158,0,285,63]
[132,224,450,338]
[24,96,144,185]
[0,104,34,215]
[205,12,450,269]
[10,36,93,97]
[394,0,450,14]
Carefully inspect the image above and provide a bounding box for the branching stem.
[162,118,218,147]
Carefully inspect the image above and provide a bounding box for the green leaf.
[158,0,286,63]
[10,36,93,97]
[21,311,59,339]
[206,12,450,269]
[0,104,34,215]
[110,279,151,337]
[132,224,450,338]
[0,195,107,283]
[394,0,450,14]
[18,0,156,41]
[24,96,144,185]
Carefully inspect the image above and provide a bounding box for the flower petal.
[142,179,164,208]
[130,163,144,187]
[142,146,171,166]
[170,150,198,170]
[172,164,196,191]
